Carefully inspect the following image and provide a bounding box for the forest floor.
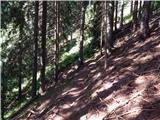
[12,13,160,120]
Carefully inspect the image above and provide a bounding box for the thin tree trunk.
[120,0,124,28]
[18,25,23,100]
[115,1,118,32]
[104,1,108,69]
[138,0,142,18]
[70,32,72,41]
[100,2,104,56]
[109,1,114,48]
[40,1,47,92]
[32,1,39,98]
[1,77,5,120]
[133,1,138,31]
[130,1,133,14]
[79,1,87,66]
[55,1,59,82]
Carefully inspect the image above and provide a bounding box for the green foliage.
[84,44,95,58]
[124,14,133,23]
[45,65,54,80]
[60,53,79,70]
[153,1,160,9]
[4,96,31,119]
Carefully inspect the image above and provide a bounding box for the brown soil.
[12,13,160,120]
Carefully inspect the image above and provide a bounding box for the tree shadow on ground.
[37,13,160,120]
[12,11,160,120]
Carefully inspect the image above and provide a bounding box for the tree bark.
[79,1,87,66]
[130,1,133,14]
[100,2,104,56]
[120,0,124,28]
[40,1,47,92]
[92,1,101,48]
[1,76,5,120]
[32,1,39,98]
[138,0,142,19]
[55,1,59,82]
[115,1,118,32]
[109,1,114,48]
[140,1,151,39]
[133,1,138,31]
[104,1,108,69]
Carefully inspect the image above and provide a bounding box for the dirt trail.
[12,14,160,120]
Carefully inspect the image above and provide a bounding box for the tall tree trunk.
[133,1,138,31]
[140,1,151,39]
[1,76,5,120]
[100,2,104,56]
[109,1,114,48]
[18,25,23,100]
[120,0,124,28]
[40,1,47,92]
[130,1,133,14]
[79,1,87,66]
[150,1,153,17]
[92,1,101,48]
[138,0,142,17]
[138,0,142,19]
[115,1,118,32]
[104,1,108,69]
[100,2,103,56]
[55,1,59,82]
[32,1,39,98]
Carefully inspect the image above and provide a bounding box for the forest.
[1,0,160,120]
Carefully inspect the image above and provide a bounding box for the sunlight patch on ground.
[140,54,153,63]
[103,82,114,91]
[93,72,101,79]
[135,76,147,85]
[80,112,106,120]
[90,69,96,73]
[37,99,50,113]
[89,61,96,66]
[113,57,123,62]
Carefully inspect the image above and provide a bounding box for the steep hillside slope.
[12,13,160,120]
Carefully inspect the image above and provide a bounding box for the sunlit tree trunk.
[40,1,47,92]
[104,1,108,69]
[32,1,39,98]
[55,1,59,82]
